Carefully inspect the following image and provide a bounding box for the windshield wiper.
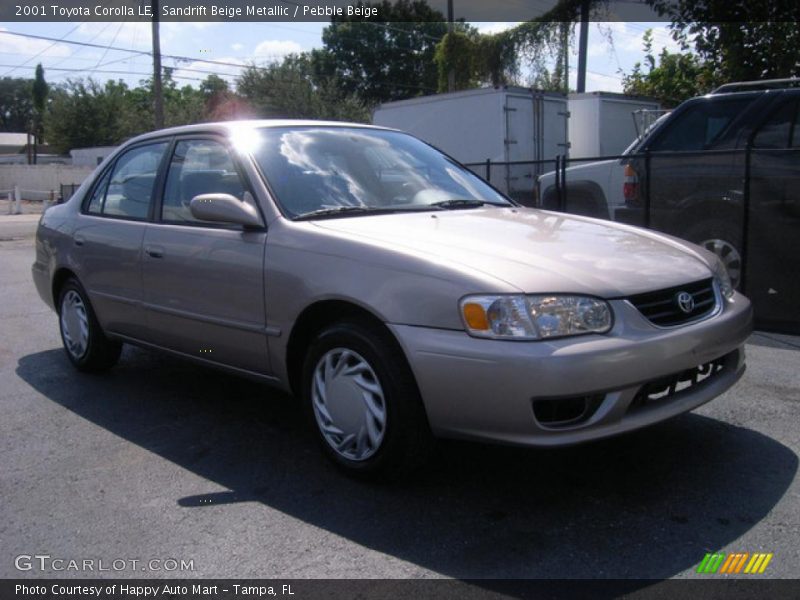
[294,206,379,221]
[430,199,505,209]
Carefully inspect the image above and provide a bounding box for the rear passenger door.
[141,136,270,374]
[75,140,169,338]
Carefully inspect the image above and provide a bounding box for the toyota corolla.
[32,121,753,478]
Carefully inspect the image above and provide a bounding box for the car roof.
[123,119,392,145]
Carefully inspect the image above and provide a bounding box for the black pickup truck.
[617,79,800,333]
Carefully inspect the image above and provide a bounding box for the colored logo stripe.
[719,553,749,573]
[744,553,773,574]
[697,552,773,574]
[697,553,725,573]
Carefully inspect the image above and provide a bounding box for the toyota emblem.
[676,291,695,313]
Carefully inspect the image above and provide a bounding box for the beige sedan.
[33,121,753,478]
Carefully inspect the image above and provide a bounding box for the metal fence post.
[485,158,491,182]
[554,155,561,211]
[6,191,12,215]
[13,185,21,214]
[740,145,752,295]
[643,153,651,229]
[560,155,567,212]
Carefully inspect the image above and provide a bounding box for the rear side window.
[648,98,755,152]
[102,142,168,220]
[161,139,247,224]
[753,101,798,149]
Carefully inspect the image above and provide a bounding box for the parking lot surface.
[1,227,799,581]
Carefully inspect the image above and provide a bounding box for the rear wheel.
[58,278,122,372]
[302,319,432,480]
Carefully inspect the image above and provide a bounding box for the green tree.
[237,54,369,122]
[199,74,229,99]
[622,29,711,107]
[31,64,49,163]
[649,0,800,84]
[45,79,146,153]
[0,77,33,132]
[315,0,457,105]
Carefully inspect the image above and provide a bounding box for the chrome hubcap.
[60,290,89,359]
[700,238,742,289]
[312,348,386,461]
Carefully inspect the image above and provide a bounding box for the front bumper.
[389,293,753,446]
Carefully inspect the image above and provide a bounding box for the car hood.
[312,207,713,297]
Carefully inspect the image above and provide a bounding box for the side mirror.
[189,193,263,229]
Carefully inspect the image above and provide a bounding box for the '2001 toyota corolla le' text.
[32,121,753,478]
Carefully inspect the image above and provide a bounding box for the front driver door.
[141,136,270,374]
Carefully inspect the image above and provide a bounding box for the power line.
[0,29,321,75]
[1,22,83,76]
[0,62,203,82]
[50,22,115,69]
[93,20,126,68]
[0,29,441,92]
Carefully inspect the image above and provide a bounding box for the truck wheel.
[302,319,433,480]
[685,221,743,289]
[58,278,122,372]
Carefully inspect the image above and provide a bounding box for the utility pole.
[576,0,590,93]
[151,0,164,129]
[447,0,455,92]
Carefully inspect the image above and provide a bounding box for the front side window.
[161,139,247,223]
[648,98,755,152]
[85,168,111,214]
[103,142,168,219]
[249,127,510,218]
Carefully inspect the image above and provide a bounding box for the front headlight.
[460,294,613,340]
[711,257,735,301]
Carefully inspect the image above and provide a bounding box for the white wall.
[70,146,117,167]
[0,164,95,196]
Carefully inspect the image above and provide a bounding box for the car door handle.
[144,245,164,259]
[74,235,85,247]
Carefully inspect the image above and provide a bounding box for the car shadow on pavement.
[17,346,798,584]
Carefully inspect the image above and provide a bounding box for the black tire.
[301,318,433,481]
[684,220,743,289]
[57,277,122,372]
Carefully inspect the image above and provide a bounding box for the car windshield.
[248,126,511,219]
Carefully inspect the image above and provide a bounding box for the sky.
[0,20,683,94]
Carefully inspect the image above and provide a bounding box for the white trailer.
[568,92,662,158]
[372,86,569,203]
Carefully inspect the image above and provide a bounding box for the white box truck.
[567,92,662,158]
[372,86,569,204]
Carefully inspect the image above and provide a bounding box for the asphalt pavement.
[1,225,798,584]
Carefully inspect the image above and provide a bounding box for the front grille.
[628,278,717,327]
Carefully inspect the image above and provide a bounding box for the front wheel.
[302,319,432,480]
[58,278,122,372]
[685,221,743,290]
